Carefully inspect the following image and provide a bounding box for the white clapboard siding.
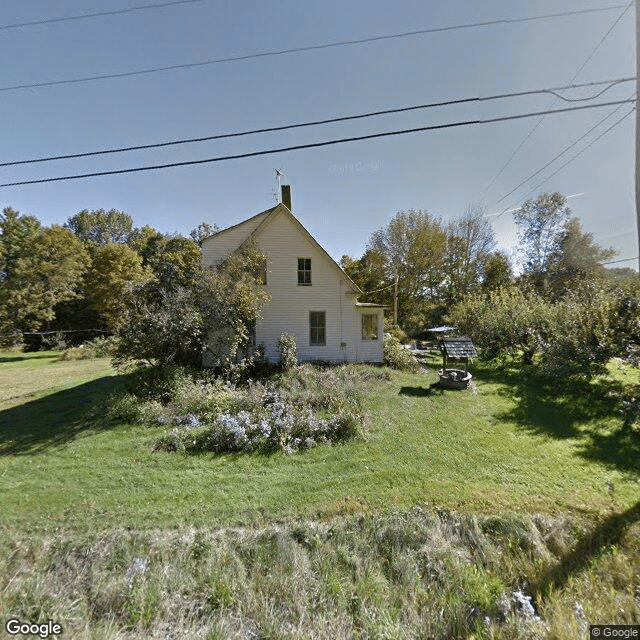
[201,208,272,265]
[202,204,383,364]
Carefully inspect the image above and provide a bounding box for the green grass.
[1,350,639,638]
[0,351,638,534]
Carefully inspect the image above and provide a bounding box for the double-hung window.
[298,258,311,285]
[309,311,326,346]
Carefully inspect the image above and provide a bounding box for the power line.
[0,98,633,189]
[0,0,205,31]
[0,4,632,93]
[489,106,635,219]
[1,76,633,168]
[492,94,635,207]
[517,107,635,201]
[602,256,639,265]
[480,1,633,197]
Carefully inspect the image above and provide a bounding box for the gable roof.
[203,206,275,244]
[205,202,362,295]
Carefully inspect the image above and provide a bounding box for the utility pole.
[637,0,639,271]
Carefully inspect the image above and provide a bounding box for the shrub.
[539,286,617,379]
[384,322,408,344]
[59,335,118,361]
[383,336,420,372]
[109,394,144,423]
[447,286,552,364]
[277,332,297,371]
[151,395,365,455]
[110,366,238,426]
[111,363,381,454]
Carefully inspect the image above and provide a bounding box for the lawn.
[1,351,639,638]
[1,351,637,534]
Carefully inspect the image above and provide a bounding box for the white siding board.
[201,211,270,266]
[202,206,383,364]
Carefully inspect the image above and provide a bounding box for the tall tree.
[67,209,134,246]
[130,227,201,290]
[0,208,89,338]
[84,243,149,331]
[368,210,447,326]
[340,249,389,307]
[545,217,616,298]
[444,205,496,303]
[513,192,570,290]
[481,250,513,292]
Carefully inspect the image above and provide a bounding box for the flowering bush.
[152,393,362,455]
[110,363,386,455]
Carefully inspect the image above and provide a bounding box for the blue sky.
[1,0,636,267]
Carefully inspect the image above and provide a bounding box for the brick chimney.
[281,184,292,210]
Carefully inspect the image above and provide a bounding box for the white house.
[201,187,384,364]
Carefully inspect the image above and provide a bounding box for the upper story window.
[297,258,312,285]
[361,313,379,340]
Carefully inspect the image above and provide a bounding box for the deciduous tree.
[368,210,447,326]
[84,243,149,331]
[545,217,615,299]
[444,205,496,303]
[0,208,89,339]
[190,222,219,246]
[513,192,570,291]
[67,209,133,246]
[114,244,270,368]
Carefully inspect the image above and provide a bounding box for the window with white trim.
[298,258,311,285]
[309,311,326,346]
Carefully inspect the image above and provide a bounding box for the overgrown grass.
[1,509,638,639]
[109,363,384,454]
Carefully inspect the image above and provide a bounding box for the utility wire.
[481,0,633,197]
[0,0,205,31]
[516,107,635,203]
[602,256,639,265]
[1,76,633,168]
[0,4,632,93]
[0,98,633,189]
[492,93,634,207]
[489,106,635,219]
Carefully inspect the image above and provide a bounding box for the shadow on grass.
[399,383,443,397]
[530,499,640,599]
[473,362,640,477]
[0,352,59,364]
[0,373,131,456]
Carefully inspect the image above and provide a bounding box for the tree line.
[0,207,218,343]
[342,193,640,377]
[340,205,510,335]
[2,194,638,377]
